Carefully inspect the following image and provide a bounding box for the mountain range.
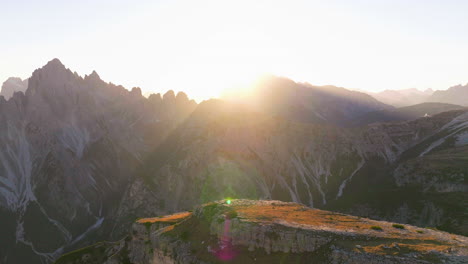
[367,85,468,108]
[368,88,434,107]
[428,84,468,106]
[0,59,467,263]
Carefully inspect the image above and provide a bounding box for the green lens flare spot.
[226,199,232,205]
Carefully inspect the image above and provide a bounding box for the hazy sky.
[2,0,468,101]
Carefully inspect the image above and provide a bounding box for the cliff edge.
[55,200,468,264]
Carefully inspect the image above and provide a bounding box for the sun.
[160,28,275,102]
[171,55,263,102]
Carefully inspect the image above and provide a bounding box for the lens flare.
[226,199,232,205]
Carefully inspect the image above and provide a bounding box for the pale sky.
[1,0,468,101]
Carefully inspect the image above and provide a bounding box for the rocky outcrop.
[0,77,28,100]
[54,200,468,264]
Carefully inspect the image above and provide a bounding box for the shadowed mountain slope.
[368,88,434,107]
[224,76,393,126]
[351,102,466,126]
[121,99,468,238]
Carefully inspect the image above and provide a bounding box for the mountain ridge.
[0,59,197,263]
[428,84,468,106]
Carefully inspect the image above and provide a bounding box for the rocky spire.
[0,77,28,100]
[85,70,101,81]
[130,87,142,97]
[163,90,176,104]
[40,58,66,72]
[27,58,76,96]
[175,91,189,105]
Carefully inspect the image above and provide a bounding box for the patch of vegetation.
[23,202,67,252]
[54,242,109,264]
[370,226,383,231]
[143,222,152,231]
[200,203,223,222]
[226,209,238,219]
[180,231,190,241]
[416,230,424,234]
[392,224,405,229]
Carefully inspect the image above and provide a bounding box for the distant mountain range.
[368,88,434,107]
[0,59,467,263]
[367,84,468,107]
[428,84,468,106]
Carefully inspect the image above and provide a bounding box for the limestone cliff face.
[54,200,468,264]
[0,59,197,264]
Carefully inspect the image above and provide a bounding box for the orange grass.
[137,212,192,224]
[362,243,451,255]
[234,203,442,241]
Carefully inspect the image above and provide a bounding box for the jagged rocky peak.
[148,92,161,100]
[424,88,434,94]
[163,89,176,103]
[40,58,66,72]
[148,93,162,105]
[83,70,108,90]
[89,70,99,78]
[176,91,189,105]
[55,200,468,264]
[130,87,142,97]
[84,70,101,81]
[28,58,76,95]
[1,77,28,100]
